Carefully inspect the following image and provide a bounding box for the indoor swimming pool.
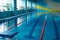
[0,0,60,40]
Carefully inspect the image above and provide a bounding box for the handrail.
[0,11,34,21]
[7,10,35,30]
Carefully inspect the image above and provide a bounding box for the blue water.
[16,13,60,40]
[0,12,60,40]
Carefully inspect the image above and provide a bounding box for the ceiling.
[52,0,60,3]
[45,0,60,10]
[28,0,60,10]
[28,0,47,7]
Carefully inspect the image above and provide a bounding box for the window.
[32,3,36,9]
[0,0,14,12]
[17,0,25,10]
[27,1,31,9]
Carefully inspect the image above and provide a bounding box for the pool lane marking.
[52,16,60,40]
[25,16,40,39]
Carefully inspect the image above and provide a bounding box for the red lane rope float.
[40,16,47,40]
[8,20,26,30]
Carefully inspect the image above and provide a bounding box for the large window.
[0,0,14,12]
[32,3,36,9]
[27,1,36,10]
[27,1,32,9]
[17,0,25,10]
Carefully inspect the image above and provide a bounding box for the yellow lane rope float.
[36,4,60,13]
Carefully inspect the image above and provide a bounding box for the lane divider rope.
[40,15,47,40]
[8,20,26,30]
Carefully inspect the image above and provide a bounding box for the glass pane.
[0,0,14,12]
[17,0,25,10]
[32,3,36,9]
[7,0,14,11]
[27,1,31,9]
